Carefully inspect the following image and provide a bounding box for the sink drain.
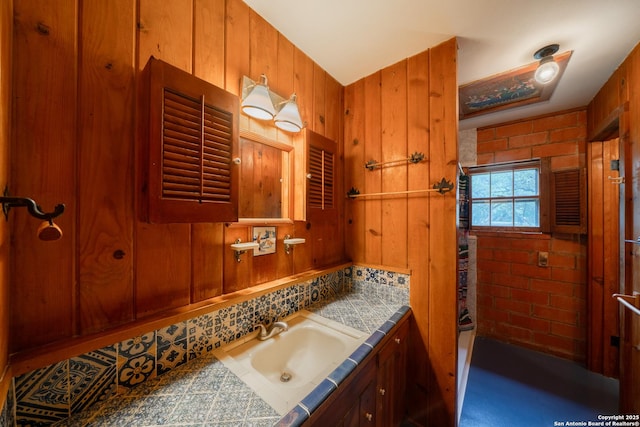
[280,371,292,382]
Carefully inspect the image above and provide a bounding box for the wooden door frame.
[586,137,621,377]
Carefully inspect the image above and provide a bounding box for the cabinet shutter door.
[550,168,586,234]
[306,129,337,220]
[140,57,239,223]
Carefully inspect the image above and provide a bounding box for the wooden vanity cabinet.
[306,314,410,427]
[376,318,409,426]
[309,357,377,426]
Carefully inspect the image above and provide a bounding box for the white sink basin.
[213,310,367,415]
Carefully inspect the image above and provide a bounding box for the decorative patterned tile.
[309,278,321,304]
[117,333,157,391]
[118,332,155,359]
[1,379,14,427]
[157,321,187,349]
[189,313,215,360]
[69,345,117,415]
[117,353,156,392]
[15,360,69,426]
[365,267,379,284]
[212,300,254,346]
[157,338,187,376]
[25,265,411,426]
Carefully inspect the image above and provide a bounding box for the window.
[468,160,542,231]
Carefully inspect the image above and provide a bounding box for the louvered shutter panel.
[307,130,337,219]
[550,168,586,234]
[140,57,238,223]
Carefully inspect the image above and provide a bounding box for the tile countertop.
[55,281,410,427]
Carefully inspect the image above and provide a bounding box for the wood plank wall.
[588,41,640,413]
[7,0,458,422]
[0,0,12,405]
[9,0,343,353]
[344,39,458,427]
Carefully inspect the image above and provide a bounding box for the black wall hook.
[0,188,65,222]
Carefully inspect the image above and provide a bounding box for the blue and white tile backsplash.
[1,265,409,426]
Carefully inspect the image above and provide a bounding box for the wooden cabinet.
[139,56,240,224]
[310,358,377,426]
[307,314,410,427]
[376,319,409,426]
[305,128,344,267]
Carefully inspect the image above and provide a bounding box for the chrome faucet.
[256,321,289,340]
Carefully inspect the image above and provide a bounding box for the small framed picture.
[252,226,276,256]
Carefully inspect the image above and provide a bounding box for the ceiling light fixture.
[241,75,304,133]
[533,44,560,84]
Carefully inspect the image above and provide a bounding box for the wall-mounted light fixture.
[533,44,560,84]
[241,75,304,133]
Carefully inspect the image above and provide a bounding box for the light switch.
[538,251,549,267]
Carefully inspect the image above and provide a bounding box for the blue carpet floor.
[459,337,619,427]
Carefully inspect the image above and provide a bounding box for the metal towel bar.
[612,293,640,317]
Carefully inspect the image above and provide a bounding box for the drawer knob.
[395,338,401,344]
[379,387,386,395]
[365,412,373,422]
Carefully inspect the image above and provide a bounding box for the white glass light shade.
[534,56,560,84]
[274,94,303,133]
[241,76,276,120]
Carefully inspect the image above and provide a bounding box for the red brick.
[492,248,532,264]
[477,138,508,153]
[481,283,511,298]
[548,253,576,269]
[551,237,584,254]
[476,319,495,335]
[510,313,550,332]
[477,152,495,165]
[511,264,552,280]
[552,267,584,284]
[550,154,580,169]
[477,259,510,274]
[480,307,510,323]
[532,112,580,132]
[533,305,578,325]
[550,126,586,143]
[495,297,530,315]
[476,235,512,249]
[532,332,577,357]
[495,324,533,341]
[495,121,534,138]
[508,132,548,148]
[511,288,549,305]
[476,247,494,260]
[551,321,586,341]
[530,279,574,296]
[477,294,495,308]
[572,283,587,300]
[477,270,493,284]
[550,295,585,312]
[532,141,579,158]
[510,237,550,252]
[494,147,532,163]
[477,128,496,142]
[493,272,530,289]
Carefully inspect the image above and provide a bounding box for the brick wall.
[474,110,588,362]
